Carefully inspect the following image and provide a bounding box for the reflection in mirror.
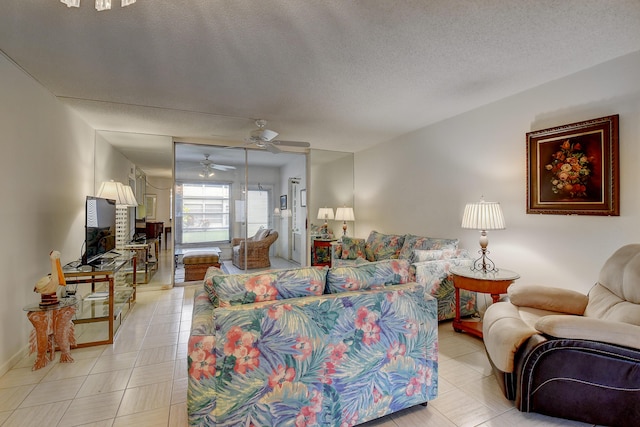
[309,149,355,240]
[173,142,308,283]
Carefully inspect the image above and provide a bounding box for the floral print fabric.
[411,248,470,263]
[398,234,459,260]
[341,236,366,260]
[327,259,412,293]
[188,283,438,426]
[413,258,476,321]
[204,266,328,307]
[365,231,405,261]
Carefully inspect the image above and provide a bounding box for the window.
[177,182,230,244]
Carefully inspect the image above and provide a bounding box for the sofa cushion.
[535,315,640,350]
[364,231,405,261]
[597,243,640,304]
[205,266,327,307]
[341,236,366,260]
[585,283,640,326]
[398,234,459,260]
[327,259,411,293]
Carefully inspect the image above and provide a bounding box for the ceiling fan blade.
[212,164,236,171]
[272,140,311,148]
[265,143,282,154]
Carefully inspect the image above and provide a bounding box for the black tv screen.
[84,196,116,264]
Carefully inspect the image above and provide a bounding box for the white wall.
[309,150,355,237]
[355,50,640,294]
[0,53,95,373]
[95,133,134,191]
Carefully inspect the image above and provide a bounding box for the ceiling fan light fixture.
[250,128,278,142]
[95,0,111,11]
[62,0,134,10]
[61,0,81,7]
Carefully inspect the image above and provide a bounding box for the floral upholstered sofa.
[188,261,438,426]
[332,231,476,321]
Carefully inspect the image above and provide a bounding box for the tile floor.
[1,249,597,426]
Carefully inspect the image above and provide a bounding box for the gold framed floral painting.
[526,115,619,216]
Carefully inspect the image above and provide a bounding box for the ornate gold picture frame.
[526,115,619,216]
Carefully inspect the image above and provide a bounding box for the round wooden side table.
[450,266,520,338]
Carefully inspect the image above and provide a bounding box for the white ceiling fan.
[245,119,311,154]
[198,154,236,177]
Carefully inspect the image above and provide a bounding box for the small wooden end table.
[450,266,520,338]
[312,238,337,267]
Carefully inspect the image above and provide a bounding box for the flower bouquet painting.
[527,115,619,216]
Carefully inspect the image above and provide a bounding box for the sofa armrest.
[413,257,474,321]
[508,284,588,315]
[535,315,640,350]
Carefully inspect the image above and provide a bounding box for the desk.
[450,266,520,338]
[146,221,163,250]
[63,256,135,347]
[23,298,77,370]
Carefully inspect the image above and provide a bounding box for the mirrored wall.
[173,142,308,282]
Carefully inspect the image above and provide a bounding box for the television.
[83,196,117,265]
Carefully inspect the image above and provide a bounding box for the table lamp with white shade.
[335,206,355,237]
[97,180,138,249]
[461,198,505,273]
[317,207,334,235]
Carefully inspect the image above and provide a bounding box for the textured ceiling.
[1,0,640,177]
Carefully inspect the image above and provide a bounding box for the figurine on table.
[28,251,76,370]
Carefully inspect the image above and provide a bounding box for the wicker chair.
[232,229,278,269]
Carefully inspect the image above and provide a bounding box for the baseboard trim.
[0,344,30,377]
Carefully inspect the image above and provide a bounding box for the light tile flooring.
[1,249,596,426]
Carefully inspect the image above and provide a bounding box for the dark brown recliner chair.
[482,244,640,427]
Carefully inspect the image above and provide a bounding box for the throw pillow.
[341,236,366,260]
[398,234,459,260]
[254,227,270,241]
[411,248,468,263]
[364,231,405,261]
[211,266,328,307]
[327,259,411,293]
[411,250,444,263]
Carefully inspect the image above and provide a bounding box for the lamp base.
[470,248,498,274]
